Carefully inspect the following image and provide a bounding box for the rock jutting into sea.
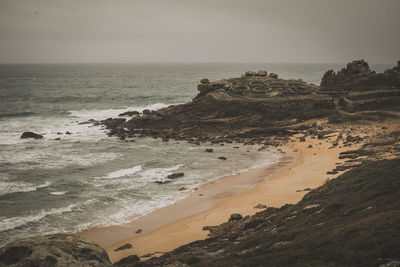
[94,60,399,147]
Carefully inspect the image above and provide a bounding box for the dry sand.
[80,132,354,263]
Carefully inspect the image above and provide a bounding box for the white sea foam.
[0,148,119,170]
[49,191,68,196]
[94,164,184,191]
[74,192,187,231]
[0,203,78,232]
[103,165,142,179]
[0,181,51,196]
[68,103,170,121]
[139,164,184,183]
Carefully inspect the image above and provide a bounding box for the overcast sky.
[0,0,399,63]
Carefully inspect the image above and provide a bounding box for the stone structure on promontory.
[94,60,400,144]
[113,72,334,144]
[320,59,400,111]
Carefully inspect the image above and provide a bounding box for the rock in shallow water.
[20,132,43,139]
[167,172,184,179]
[0,234,111,266]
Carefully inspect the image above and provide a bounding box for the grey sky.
[0,0,399,63]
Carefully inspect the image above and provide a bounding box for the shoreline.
[79,133,351,263]
[78,147,292,257]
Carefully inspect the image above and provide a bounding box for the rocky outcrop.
[0,234,111,266]
[321,59,400,92]
[321,59,373,90]
[320,60,400,111]
[20,132,43,139]
[98,71,334,145]
[119,111,140,117]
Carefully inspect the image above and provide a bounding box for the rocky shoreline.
[4,60,400,266]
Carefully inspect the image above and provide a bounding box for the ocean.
[0,63,391,246]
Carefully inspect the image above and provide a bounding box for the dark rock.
[114,243,132,252]
[54,138,61,141]
[327,171,338,175]
[142,109,151,115]
[114,254,140,266]
[218,156,227,160]
[178,187,187,191]
[268,73,278,78]
[200,78,209,84]
[101,118,126,130]
[308,144,313,148]
[167,173,184,179]
[21,132,43,139]
[228,213,242,222]
[136,229,142,234]
[257,70,268,76]
[205,148,213,152]
[78,119,100,125]
[65,131,72,135]
[299,137,306,142]
[119,111,140,117]
[245,71,256,77]
[254,203,267,209]
[0,234,111,266]
[321,59,371,89]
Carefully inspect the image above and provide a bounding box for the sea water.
[0,63,391,246]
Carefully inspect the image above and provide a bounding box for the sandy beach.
[79,128,357,263]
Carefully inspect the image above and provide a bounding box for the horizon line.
[0,61,395,65]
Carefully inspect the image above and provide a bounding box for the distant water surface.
[0,63,391,246]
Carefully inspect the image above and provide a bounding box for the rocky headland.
[95,60,400,148]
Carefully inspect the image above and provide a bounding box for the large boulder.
[0,234,111,266]
[21,132,43,139]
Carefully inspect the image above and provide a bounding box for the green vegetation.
[223,160,400,266]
